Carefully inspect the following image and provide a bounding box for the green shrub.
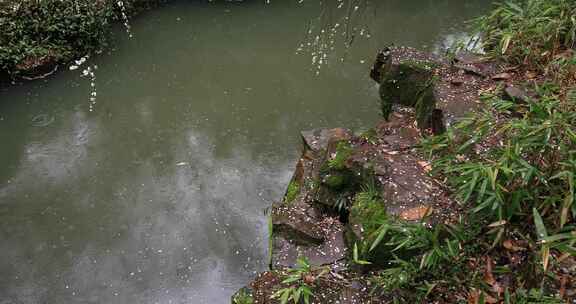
[271,257,327,304]
[349,182,465,296]
[0,1,115,74]
[420,85,576,296]
[476,0,576,73]
[327,141,353,170]
[0,0,165,76]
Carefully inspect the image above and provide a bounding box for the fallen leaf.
[503,239,526,252]
[417,160,432,172]
[400,206,433,221]
[560,275,567,299]
[484,256,504,295]
[484,256,496,285]
[468,289,479,304]
[488,220,507,227]
[492,72,512,80]
[525,70,538,79]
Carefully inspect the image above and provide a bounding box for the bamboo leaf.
[542,245,550,272]
[533,208,548,240]
[501,33,513,54]
[370,225,389,252]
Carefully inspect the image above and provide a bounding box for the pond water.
[0,1,491,303]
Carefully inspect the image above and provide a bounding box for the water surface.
[0,1,491,303]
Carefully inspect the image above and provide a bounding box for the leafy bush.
[422,86,576,253]
[349,183,466,297]
[0,0,164,77]
[271,257,327,304]
[0,1,115,74]
[417,85,575,301]
[476,0,576,75]
[327,141,353,170]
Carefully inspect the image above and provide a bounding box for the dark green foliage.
[416,85,575,301]
[508,289,565,304]
[271,257,327,304]
[317,140,360,209]
[0,0,164,77]
[422,87,576,243]
[363,1,576,302]
[327,141,353,170]
[476,0,576,77]
[322,173,347,190]
[348,182,464,276]
[0,1,113,74]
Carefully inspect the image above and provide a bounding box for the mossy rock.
[321,170,350,190]
[345,190,431,269]
[380,61,437,129]
[345,197,394,268]
[371,49,442,132]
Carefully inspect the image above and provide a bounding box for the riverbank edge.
[0,0,169,87]
[230,46,518,303]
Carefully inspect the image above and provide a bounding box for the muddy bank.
[232,47,516,303]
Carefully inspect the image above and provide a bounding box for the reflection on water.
[0,0,491,303]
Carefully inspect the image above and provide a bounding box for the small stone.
[492,72,512,80]
[451,78,465,86]
[503,85,531,103]
[454,63,486,77]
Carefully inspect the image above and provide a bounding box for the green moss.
[323,173,347,190]
[284,180,300,203]
[327,141,353,170]
[360,128,378,144]
[349,185,387,234]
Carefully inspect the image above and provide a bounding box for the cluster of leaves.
[271,257,327,304]
[475,0,576,82]
[0,1,112,74]
[423,86,576,252]
[349,183,469,299]
[418,85,576,301]
[327,140,353,170]
[0,0,162,76]
[355,1,576,301]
